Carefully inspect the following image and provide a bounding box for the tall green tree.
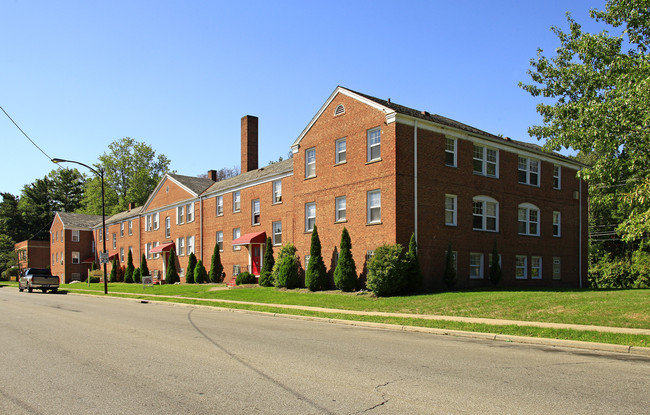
[166,250,179,284]
[18,177,53,240]
[0,193,25,242]
[186,252,197,284]
[0,234,16,275]
[124,249,134,283]
[109,257,118,283]
[520,0,650,242]
[333,227,357,292]
[140,253,150,276]
[209,242,223,283]
[48,167,86,213]
[305,225,327,291]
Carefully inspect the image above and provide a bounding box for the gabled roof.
[105,206,143,225]
[168,174,215,194]
[203,159,293,196]
[54,212,103,230]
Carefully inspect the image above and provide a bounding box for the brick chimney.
[128,202,136,211]
[208,170,218,181]
[241,115,258,173]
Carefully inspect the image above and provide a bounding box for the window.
[233,228,241,250]
[233,264,241,276]
[187,236,194,255]
[518,157,540,186]
[72,230,80,242]
[518,203,540,236]
[469,253,484,279]
[72,251,80,264]
[516,256,528,279]
[305,147,316,178]
[335,138,346,164]
[367,190,381,224]
[335,196,346,222]
[272,221,282,246]
[445,195,457,226]
[146,243,152,259]
[445,137,457,167]
[52,232,55,243]
[98,229,102,241]
[216,231,223,252]
[55,252,59,264]
[553,257,561,280]
[216,196,223,216]
[153,242,160,259]
[553,211,561,237]
[272,180,282,204]
[553,165,561,189]
[120,247,125,263]
[186,203,194,223]
[128,220,133,236]
[531,256,542,279]
[112,233,116,249]
[366,251,375,261]
[334,104,345,115]
[473,145,498,177]
[153,213,159,230]
[473,196,498,231]
[146,215,152,232]
[177,205,185,225]
[367,127,381,162]
[305,202,316,232]
[120,223,125,237]
[304,255,311,269]
[177,237,185,256]
[233,191,241,212]
[56,231,59,241]
[252,199,260,225]
[165,216,171,239]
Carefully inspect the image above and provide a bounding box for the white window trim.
[153,212,160,230]
[186,203,194,223]
[367,127,381,162]
[305,202,316,232]
[216,195,224,216]
[531,256,542,280]
[472,196,499,232]
[252,199,260,226]
[233,228,241,250]
[445,137,457,167]
[177,237,185,256]
[128,220,133,236]
[305,147,316,178]
[367,189,381,224]
[335,137,346,164]
[518,156,540,187]
[469,253,484,279]
[165,216,171,239]
[120,223,124,237]
[553,257,561,280]
[72,230,80,242]
[272,180,282,204]
[216,231,223,252]
[445,194,457,226]
[553,165,562,190]
[72,251,80,264]
[272,221,282,246]
[233,191,241,213]
[120,247,125,263]
[518,203,540,236]
[177,205,185,225]
[473,145,499,178]
[553,211,561,237]
[516,255,528,279]
[186,236,194,255]
[335,196,346,222]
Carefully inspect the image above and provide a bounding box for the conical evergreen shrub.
[133,268,142,284]
[259,237,275,287]
[140,253,150,276]
[405,233,423,292]
[124,250,134,283]
[109,257,117,282]
[334,227,357,292]
[209,243,223,283]
[305,225,327,291]
[443,242,457,290]
[186,252,197,284]
[194,260,208,284]
[166,249,179,284]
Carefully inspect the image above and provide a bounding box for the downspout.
[199,197,204,264]
[413,120,418,245]
[579,175,583,289]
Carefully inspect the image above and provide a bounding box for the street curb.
[70,292,650,357]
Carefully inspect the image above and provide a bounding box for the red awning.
[108,253,119,260]
[82,256,95,264]
[232,231,266,246]
[150,242,175,254]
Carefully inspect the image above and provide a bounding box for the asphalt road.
[1,287,649,414]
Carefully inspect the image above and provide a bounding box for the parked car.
[19,268,59,293]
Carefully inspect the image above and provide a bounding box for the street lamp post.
[52,158,108,294]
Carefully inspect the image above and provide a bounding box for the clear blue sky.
[1,0,608,197]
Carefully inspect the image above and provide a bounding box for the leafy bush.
[186,252,197,284]
[366,244,407,297]
[89,276,100,284]
[272,243,297,283]
[133,268,141,284]
[334,227,357,292]
[259,271,274,287]
[209,243,223,283]
[631,250,650,288]
[404,233,422,292]
[305,225,327,291]
[2,267,19,281]
[589,252,650,289]
[194,260,208,284]
[275,252,300,289]
[236,271,257,285]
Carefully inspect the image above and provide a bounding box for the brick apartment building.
[14,240,50,275]
[52,86,588,289]
[50,212,102,283]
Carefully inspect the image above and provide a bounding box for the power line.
[0,105,53,162]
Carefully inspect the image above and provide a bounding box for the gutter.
[413,120,418,245]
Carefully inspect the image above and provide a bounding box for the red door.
[252,245,261,275]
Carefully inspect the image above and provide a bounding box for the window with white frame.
[186,203,194,222]
[146,215,152,231]
[367,127,381,162]
[233,264,241,275]
[473,145,498,177]
[473,196,498,231]
[518,156,540,186]
[335,196,346,222]
[553,211,561,237]
[366,251,375,261]
[516,255,528,279]
[445,195,457,226]
[272,221,282,246]
[553,257,561,280]
[72,230,80,242]
[216,231,223,252]
[305,147,316,178]
[128,220,133,235]
[233,191,241,212]
[153,213,159,230]
[120,223,125,237]
[165,216,171,239]
[553,165,561,189]
[177,237,185,256]
[445,137,457,167]
[518,203,540,236]
[146,243,152,259]
[469,253,484,279]
[335,137,346,164]
[72,251,80,264]
[120,247,125,262]
[153,242,160,259]
[112,233,117,249]
[272,180,282,204]
[252,199,260,225]
[98,229,102,241]
[177,205,185,225]
[187,236,194,255]
[55,252,59,264]
[233,228,241,250]
[216,195,223,216]
[531,256,542,279]
[305,202,316,232]
[367,190,381,224]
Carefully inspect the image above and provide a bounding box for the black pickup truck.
[18,268,60,293]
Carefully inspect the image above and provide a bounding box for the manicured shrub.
[89,276,100,284]
[275,251,300,289]
[194,260,208,284]
[404,233,423,292]
[334,227,357,292]
[186,252,197,284]
[259,237,275,287]
[117,265,125,282]
[305,225,327,291]
[140,253,150,276]
[209,243,223,283]
[366,244,407,297]
[109,257,118,283]
[91,260,98,271]
[258,271,273,287]
[236,271,257,285]
[272,243,297,283]
[166,249,179,284]
[133,268,142,284]
[489,240,502,286]
[443,243,457,290]
[124,250,135,283]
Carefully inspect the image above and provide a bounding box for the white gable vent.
[334,104,345,116]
